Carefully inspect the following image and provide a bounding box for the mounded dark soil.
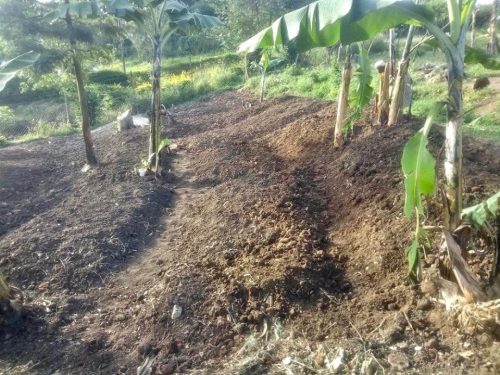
[0,90,499,374]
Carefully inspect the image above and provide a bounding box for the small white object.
[171,304,182,320]
[81,164,91,173]
[326,348,345,370]
[282,357,292,365]
[117,109,134,131]
[137,168,147,177]
[458,350,475,360]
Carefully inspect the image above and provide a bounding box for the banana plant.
[334,43,373,145]
[401,111,438,282]
[110,0,222,172]
[348,44,373,129]
[401,0,500,230]
[251,49,283,102]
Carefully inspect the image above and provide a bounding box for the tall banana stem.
[334,47,352,147]
[445,60,464,230]
[376,63,390,126]
[149,34,161,169]
[388,25,415,126]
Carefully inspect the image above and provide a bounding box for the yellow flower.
[136,81,151,92]
[167,71,192,85]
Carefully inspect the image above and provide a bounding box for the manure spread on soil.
[0,90,499,374]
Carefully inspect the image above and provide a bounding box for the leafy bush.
[84,86,101,127]
[0,135,8,147]
[83,84,133,126]
[0,106,17,137]
[87,70,129,86]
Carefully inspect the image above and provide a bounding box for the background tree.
[63,0,98,165]
[0,0,124,165]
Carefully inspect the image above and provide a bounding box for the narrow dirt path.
[104,148,208,305]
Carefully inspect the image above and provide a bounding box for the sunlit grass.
[15,122,79,143]
[132,63,244,112]
[245,65,341,100]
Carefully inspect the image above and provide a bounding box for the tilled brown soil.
[0,90,499,374]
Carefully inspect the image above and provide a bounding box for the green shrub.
[82,84,133,126]
[0,106,17,137]
[0,136,8,147]
[84,86,101,127]
[369,35,388,54]
[87,70,129,86]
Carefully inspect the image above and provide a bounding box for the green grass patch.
[245,65,341,100]
[1,100,81,143]
[132,63,244,112]
[15,122,79,143]
[464,114,500,141]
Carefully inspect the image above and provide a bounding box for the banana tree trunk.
[445,60,464,230]
[376,63,390,126]
[488,0,498,55]
[388,29,396,78]
[65,0,98,166]
[388,25,415,126]
[149,34,162,169]
[334,48,352,147]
